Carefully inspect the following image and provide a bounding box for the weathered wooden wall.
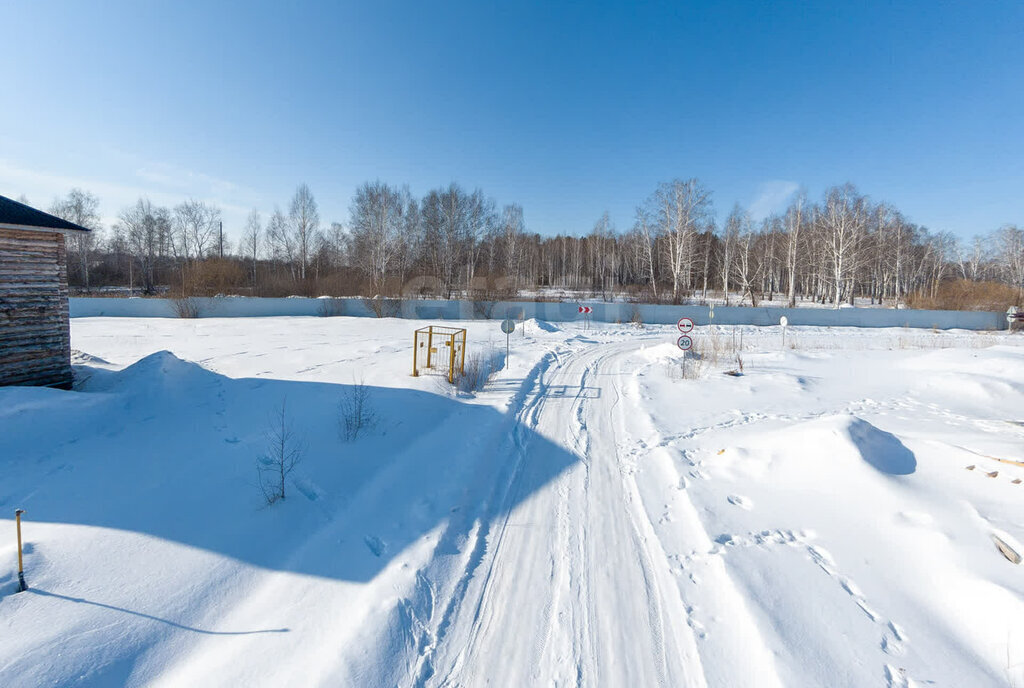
[0,228,73,388]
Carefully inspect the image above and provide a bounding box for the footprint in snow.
[727,494,753,510]
[883,621,908,656]
[364,535,387,557]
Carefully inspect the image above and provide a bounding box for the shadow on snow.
[0,351,579,587]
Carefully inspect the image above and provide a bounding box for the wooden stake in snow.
[15,509,27,592]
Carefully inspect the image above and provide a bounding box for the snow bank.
[523,318,559,333]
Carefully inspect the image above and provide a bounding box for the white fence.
[68,296,1009,331]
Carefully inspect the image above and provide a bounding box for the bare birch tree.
[818,184,868,308]
[350,181,402,294]
[783,191,807,307]
[173,199,221,262]
[241,209,262,290]
[50,188,102,289]
[289,184,319,280]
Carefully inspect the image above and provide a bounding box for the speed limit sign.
[677,335,693,351]
[677,317,694,333]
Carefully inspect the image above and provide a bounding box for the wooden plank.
[0,368,73,388]
[0,229,71,388]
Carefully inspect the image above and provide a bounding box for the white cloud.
[0,158,257,239]
[748,180,799,222]
[134,161,249,199]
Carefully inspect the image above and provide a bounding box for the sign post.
[1009,307,1024,333]
[677,334,693,375]
[500,318,515,369]
[780,315,789,348]
[578,305,592,330]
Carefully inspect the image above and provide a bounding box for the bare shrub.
[433,348,502,395]
[172,297,201,318]
[630,306,644,328]
[339,378,376,441]
[455,349,502,393]
[257,399,305,505]
[472,299,496,319]
[317,298,345,317]
[733,328,745,374]
[364,297,402,318]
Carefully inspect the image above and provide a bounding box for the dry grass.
[665,354,706,381]
[693,327,745,370]
[178,258,248,297]
[906,280,1020,312]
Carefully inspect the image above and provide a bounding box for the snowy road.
[423,339,706,687]
[402,337,795,687]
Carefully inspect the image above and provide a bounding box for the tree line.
[44,179,1023,308]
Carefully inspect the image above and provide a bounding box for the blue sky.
[2,1,1022,242]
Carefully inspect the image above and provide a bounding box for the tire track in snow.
[434,344,600,686]
[431,340,708,688]
[407,346,573,687]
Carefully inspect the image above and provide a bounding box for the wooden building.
[0,194,91,388]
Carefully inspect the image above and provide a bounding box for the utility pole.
[219,221,224,258]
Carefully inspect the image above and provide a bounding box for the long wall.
[69,296,1009,331]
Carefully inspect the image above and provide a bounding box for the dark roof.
[0,194,91,232]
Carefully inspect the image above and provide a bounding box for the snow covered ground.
[2,317,1023,687]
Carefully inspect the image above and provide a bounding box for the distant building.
[0,194,91,388]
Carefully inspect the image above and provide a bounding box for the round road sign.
[501,319,515,334]
[677,335,693,351]
[779,316,789,327]
[677,317,694,333]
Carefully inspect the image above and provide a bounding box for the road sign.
[500,318,516,370]
[578,305,592,314]
[677,335,693,351]
[677,317,694,333]
[779,316,788,327]
[1010,307,1023,332]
